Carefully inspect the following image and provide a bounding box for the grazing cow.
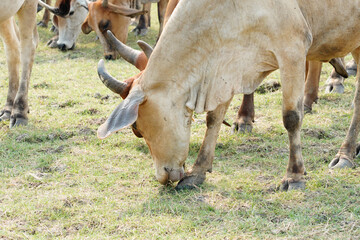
[132,0,169,39]
[0,0,38,128]
[97,0,360,190]
[81,0,146,60]
[38,0,88,51]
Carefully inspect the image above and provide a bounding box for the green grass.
[0,7,359,239]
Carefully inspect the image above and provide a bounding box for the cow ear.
[81,18,92,34]
[52,15,59,28]
[98,86,145,139]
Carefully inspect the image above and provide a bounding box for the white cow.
[0,0,38,127]
[98,0,360,190]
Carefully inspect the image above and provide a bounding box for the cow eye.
[69,11,74,16]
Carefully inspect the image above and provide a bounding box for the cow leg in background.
[346,59,357,77]
[0,18,20,122]
[278,54,306,191]
[176,99,232,189]
[37,0,51,28]
[304,61,322,113]
[231,93,255,133]
[325,58,346,94]
[329,49,360,169]
[156,0,168,40]
[10,1,38,128]
[132,3,151,36]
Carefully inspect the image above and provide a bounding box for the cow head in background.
[81,0,146,60]
[39,0,89,50]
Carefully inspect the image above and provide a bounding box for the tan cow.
[0,0,38,128]
[39,0,88,50]
[97,0,360,190]
[81,0,146,60]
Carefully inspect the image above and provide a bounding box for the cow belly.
[0,0,24,22]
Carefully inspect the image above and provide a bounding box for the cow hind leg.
[0,18,20,122]
[278,54,307,191]
[329,48,360,169]
[231,93,255,133]
[176,99,232,190]
[10,1,38,128]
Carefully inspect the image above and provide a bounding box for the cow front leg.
[304,61,322,113]
[329,49,360,169]
[0,18,20,122]
[10,1,38,128]
[132,3,151,36]
[279,56,306,191]
[176,99,232,190]
[37,0,51,28]
[231,93,255,133]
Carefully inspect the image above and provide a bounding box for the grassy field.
[0,7,360,239]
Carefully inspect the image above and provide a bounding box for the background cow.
[81,0,146,60]
[39,0,89,51]
[0,0,38,127]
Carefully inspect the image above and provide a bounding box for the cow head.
[97,31,188,185]
[81,0,146,60]
[39,0,88,51]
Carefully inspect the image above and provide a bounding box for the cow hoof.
[0,110,11,121]
[231,122,253,134]
[132,27,148,36]
[10,117,28,128]
[50,25,57,33]
[37,21,47,28]
[304,104,312,114]
[325,83,344,94]
[175,174,206,190]
[279,179,306,191]
[329,156,355,169]
[47,39,58,48]
[325,76,345,94]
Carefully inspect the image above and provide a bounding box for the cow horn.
[97,59,128,95]
[105,30,142,66]
[102,0,108,8]
[38,0,69,17]
[137,40,153,59]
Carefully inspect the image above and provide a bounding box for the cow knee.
[283,110,301,132]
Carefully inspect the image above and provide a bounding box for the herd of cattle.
[1,0,360,190]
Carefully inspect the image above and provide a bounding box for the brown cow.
[81,0,146,60]
[0,0,38,127]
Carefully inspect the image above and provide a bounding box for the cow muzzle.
[156,166,185,185]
